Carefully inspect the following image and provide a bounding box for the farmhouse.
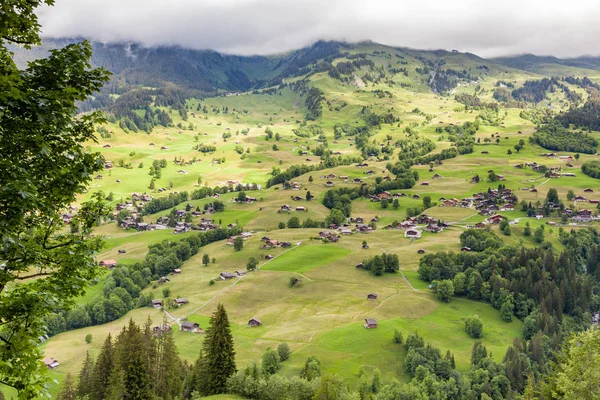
[487,214,506,224]
[296,206,306,212]
[248,318,262,327]
[421,181,430,186]
[367,293,378,300]
[405,229,422,239]
[174,298,188,305]
[325,181,334,187]
[99,260,117,269]
[584,188,594,193]
[43,357,60,369]
[151,300,163,308]
[425,224,443,233]
[181,322,201,333]
[153,324,172,335]
[364,318,378,329]
[220,272,235,280]
[280,204,291,212]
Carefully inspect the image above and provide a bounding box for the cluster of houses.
[260,237,292,249]
[317,231,341,242]
[472,188,518,216]
[385,215,447,239]
[317,217,377,235]
[226,232,253,245]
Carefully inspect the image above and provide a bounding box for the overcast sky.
[36,0,600,58]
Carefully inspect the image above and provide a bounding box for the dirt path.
[164,241,304,326]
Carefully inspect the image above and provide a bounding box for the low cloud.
[37,0,600,58]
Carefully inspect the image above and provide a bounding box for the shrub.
[465,314,483,338]
[393,329,403,344]
[277,343,291,361]
[85,333,92,344]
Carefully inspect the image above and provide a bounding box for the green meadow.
[28,41,600,397]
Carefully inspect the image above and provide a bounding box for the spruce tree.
[197,304,236,395]
[105,368,125,400]
[91,333,114,400]
[56,373,77,400]
[115,319,151,400]
[77,351,95,399]
[155,324,185,399]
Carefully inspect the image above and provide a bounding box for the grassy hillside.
[20,40,600,398]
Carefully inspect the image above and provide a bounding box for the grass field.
[261,245,352,273]
[26,41,600,398]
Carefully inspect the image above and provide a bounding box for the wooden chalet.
[151,299,163,309]
[248,318,262,327]
[364,318,378,329]
[181,322,201,333]
[43,357,60,369]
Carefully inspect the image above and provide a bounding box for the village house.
[296,206,306,212]
[405,229,422,239]
[364,318,378,329]
[487,214,506,224]
[412,194,420,200]
[151,300,163,309]
[43,357,60,369]
[181,322,201,333]
[220,272,235,280]
[174,298,188,306]
[99,260,117,269]
[280,204,291,212]
[584,188,594,193]
[158,276,170,284]
[153,324,172,335]
[425,224,443,233]
[378,191,392,200]
[421,181,430,186]
[325,181,334,187]
[248,318,262,327]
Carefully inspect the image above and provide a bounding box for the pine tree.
[196,304,236,395]
[91,333,114,400]
[57,373,77,400]
[154,324,185,399]
[115,319,151,400]
[190,351,209,395]
[105,368,126,400]
[77,351,95,398]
